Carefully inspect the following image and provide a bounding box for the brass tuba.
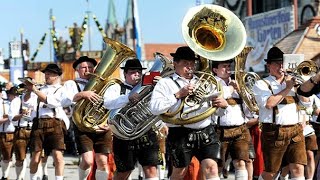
[108,53,174,140]
[182,4,246,61]
[235,47,260,113]
[72,37,136,133]
[160,4,246,125]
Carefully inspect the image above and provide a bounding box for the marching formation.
[1,3,320,180]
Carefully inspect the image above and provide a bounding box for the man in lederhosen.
[9,82,34,180]
[63,56,113,179]
[150,46,228,180]
[252,47,311,180]
[0,87,16,180]
[24,64,69,180]
[212,59,257,180]
[104,58,162,180]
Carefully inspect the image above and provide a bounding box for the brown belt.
[262,123,296,128]
[279,96,298,104]
[226,98,242,105]
[219,123,246,129]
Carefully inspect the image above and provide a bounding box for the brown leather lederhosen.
[13,96,31,161]
[30,87,66,155]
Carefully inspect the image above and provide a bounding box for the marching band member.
[0,87,15,180]
[63,56,113,180]
[300,96,318,180]
[24,64,69,180]
[103,58,162,180]
[212,59,256,180]
[149,46,228,180]
[9,83,34,180]
[307,95,320,179]
[252,47,311,180]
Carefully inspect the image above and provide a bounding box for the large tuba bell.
[108,53,174,140]
[72,37,136,133]
[182,4,246,61]
[235,47,260,113]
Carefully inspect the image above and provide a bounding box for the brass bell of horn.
[182,4,247,61]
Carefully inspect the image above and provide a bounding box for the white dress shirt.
[63,78,88,107]
[150,73,225,129]
[0,99,15,133]
[103,82,132,110]
[214,76,251,126]
[29,84,70,129]
[310,95,320,123]
[252,75,311,125]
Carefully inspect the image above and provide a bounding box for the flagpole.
[49,9,53,62]
[132,0,136,52]
[86,0,92,51]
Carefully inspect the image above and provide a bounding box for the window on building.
[253,0,291,15]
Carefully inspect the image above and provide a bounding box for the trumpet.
[286,60,318,85]
[17,77,44,93]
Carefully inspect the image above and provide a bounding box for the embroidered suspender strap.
[36,99,40,119]
[2,101,4,132]
[262,79,277,124]
[169,76,182,89]
[73,80,81,92]
[52,87,62,117]
[120,83,132,95]
[169,76,185,119]
[17,97,23,128]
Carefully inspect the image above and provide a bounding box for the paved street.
[1,154,235,180]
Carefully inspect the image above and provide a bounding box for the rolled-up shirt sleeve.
[103,83,130,110]
[8,97,21,121]
[252,80,271,109]
[45,87,65,108]
[149,78,179,115]
[62,80,79,106]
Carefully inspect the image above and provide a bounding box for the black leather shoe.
[222,168,229,179]
[42,175,48,180]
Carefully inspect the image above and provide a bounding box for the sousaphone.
[182,4,247,61]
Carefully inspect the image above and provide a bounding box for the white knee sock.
[16,165,23,179]
[235,169,248,180]
[30,173,39,180]
[16,160,27,180]
[289,177,305,180]
[55,176,64,180]
[206,177,220,180]
[78,167,91,180]
[95,169,109,179]
[42,161,48,175]
[1,161,12,178]
[145,178,159,180]
[280,174,289,180]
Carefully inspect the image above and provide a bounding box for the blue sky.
[0,0,213,62]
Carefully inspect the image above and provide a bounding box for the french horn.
[182,4,247,61]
